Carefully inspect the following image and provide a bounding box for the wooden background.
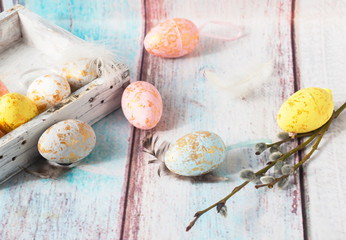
[0,0,345,239]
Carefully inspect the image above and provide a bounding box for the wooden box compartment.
[0,5,130,184]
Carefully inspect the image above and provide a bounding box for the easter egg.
[59,59,98,92]
[121,81,163,130]
[38,119,96,165]
[277,87,334,133]
[144,18,199,58]
[27,74,71,112]
[0,80,9,97]
[0,93,39,133]
[164,131,226,176]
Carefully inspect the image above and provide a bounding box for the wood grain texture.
[123,0,304,239]
[294,1,346,239]
[0,5,21,53]
[0,0,144,239]
[0,7,130,184]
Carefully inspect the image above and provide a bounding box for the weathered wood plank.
[0,7,130,183]
[294,1,346,239]
[0,0,144,239]
[0,4,21,53]
[123,0,304,239]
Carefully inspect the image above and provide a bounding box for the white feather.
[56,42,122,80]
[203,60,274,98]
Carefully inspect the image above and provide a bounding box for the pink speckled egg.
[0,80,9,97]
[27,74,71,112]
[121,81,163,130]
[38,119,96,165]
[144,18,199,58]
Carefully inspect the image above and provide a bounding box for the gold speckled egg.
[0,93,39,133]
[27,74,71,112]
[38,119,96,165]
[59,59,98,92]
[164,131,226,176]
[277,87,334,133]
[144,18,200,58]
[121,81,163,130]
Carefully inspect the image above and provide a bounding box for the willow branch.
[186,102,346,232]
[255,174,289,189]
[186,129,320,232]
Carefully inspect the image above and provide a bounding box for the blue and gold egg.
[164,131,226,176]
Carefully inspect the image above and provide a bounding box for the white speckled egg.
[164,131,226,176]
[38,119,96,165]
[27,74,71,112]
[121,81,163,130]
[59,59,98,92]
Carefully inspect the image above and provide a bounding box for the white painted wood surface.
[294,1,346,239]
[123,0,304,239]
[0,7,130,184]
[1,0,346,239]
[0,5,21,53]
[0,0,143,239]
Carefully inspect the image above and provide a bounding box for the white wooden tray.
[0,5,130,184]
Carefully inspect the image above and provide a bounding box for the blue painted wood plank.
[0,0,144,239]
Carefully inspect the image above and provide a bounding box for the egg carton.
[0,5,130,184]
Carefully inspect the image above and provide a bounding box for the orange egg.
[0,80,9,97]
[144,18,199,58]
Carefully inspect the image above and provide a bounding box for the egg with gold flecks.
[277,87,334,133]
[164,131,226,176]
[121,81,163,130]
[0,93,39,133]
[27,74,71,112]
[38,119,96,166]
[144,18,199,58]
[59,59,98,92]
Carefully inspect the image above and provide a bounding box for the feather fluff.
[19,41,122,90]
[203,60,273,98]
[56,42,122,81]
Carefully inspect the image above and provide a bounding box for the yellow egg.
[277,87,334,133]
[0,93,39,133]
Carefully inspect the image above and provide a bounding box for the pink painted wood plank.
[294,1,346,239]
[0,1,145,239]
[123,0,305,239]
